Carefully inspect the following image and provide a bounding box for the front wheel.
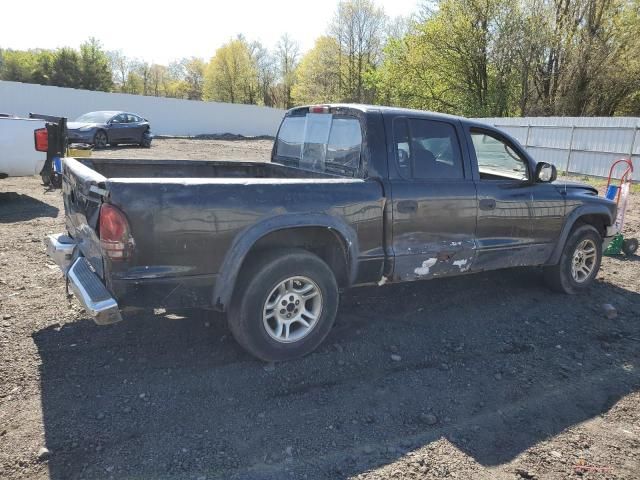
[228,249,339,362]
[544,224,602,294]
[93,130,108,149]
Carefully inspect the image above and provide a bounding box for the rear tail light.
[99,204,134,261]
[34,128,48,152]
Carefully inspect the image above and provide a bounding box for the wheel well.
[574,214,608,238]
[240,227,350,288]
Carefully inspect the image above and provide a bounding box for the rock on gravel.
[602,303,617,319]
[419,413,438,425]
[36,447,50,461]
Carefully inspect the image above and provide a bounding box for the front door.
[466,128,564,270]
[388,116,477,281]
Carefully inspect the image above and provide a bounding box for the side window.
[393,118,464,180]
[127,114,138,123]
[326,117,362,169]
[471,131,529,181]
[112,114,127,124]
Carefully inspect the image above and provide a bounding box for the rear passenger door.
[126,114,145,142]
[387,116,477,281]
[109,114,129,142]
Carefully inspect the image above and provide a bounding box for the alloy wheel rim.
[571,239,597,283]
[262,276,322,343]
[96,132,106,147]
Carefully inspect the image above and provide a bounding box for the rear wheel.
[94,130,108,149]
[139,129,152,148]
[228,249,339,362]
[544,224,602,294]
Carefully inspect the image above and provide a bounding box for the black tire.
[50,173,62,189]
[228,249,339,362]
[544,224,602,294]
[622,238,639,256]
[139,128,152,148]
[40,171,52,186]
[94,130,108,149]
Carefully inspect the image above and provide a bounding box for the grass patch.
[559,174,640,194]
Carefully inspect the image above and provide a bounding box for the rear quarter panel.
[105,177,385,286]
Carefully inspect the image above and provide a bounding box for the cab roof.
[289,103,491,129]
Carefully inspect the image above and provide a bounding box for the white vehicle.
[0,113,67,186]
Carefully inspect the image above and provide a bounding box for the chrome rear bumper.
[44,233,76,273]
[45,234,122,325]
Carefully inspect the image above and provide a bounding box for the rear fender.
[212,214,359,310]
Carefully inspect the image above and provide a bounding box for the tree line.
[2,0,639,116]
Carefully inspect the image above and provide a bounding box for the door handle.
[479,199,496,211]
[397,200,418,213]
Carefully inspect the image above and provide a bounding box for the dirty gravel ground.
[1,139,639,480]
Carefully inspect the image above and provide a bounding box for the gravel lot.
[1,139,639,480]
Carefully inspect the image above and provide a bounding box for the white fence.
[0,81,285,137]
[1,81,638,179]
[476,116,640,181]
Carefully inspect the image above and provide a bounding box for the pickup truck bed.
[47,104,617,361]
[58,156,385,320]
[81,158,335,179]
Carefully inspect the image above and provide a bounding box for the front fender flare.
[212,214,359,311]
[547,204,614,265]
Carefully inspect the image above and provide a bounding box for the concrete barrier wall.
[0,81,286,136]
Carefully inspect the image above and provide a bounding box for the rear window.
[275,113,362,176]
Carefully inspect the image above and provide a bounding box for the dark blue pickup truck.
[46,104,617,361]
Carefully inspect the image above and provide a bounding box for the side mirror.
[535,162,557,183]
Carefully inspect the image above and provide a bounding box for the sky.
[2,0,419,65]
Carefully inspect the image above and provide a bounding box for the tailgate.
[62,158,107,278]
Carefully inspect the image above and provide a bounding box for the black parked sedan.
[67,111,152,148]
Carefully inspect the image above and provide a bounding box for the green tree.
[331,0,386,103]
[0,49,38,82]
[203,37,257,104]
[50,47,82,88]
[31,50,55,85]
[79,38,112,91]
[275,34,300,108]
[250,42,277,106]
[180,57,206,100]
[292,36,341,105]
[376,0,520,116]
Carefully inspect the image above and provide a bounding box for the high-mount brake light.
[99,204,133,261]
[309,105,330,114]
[34,128,48,152]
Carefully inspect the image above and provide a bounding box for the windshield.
[74,112,114,123]
[275,113,362,176]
